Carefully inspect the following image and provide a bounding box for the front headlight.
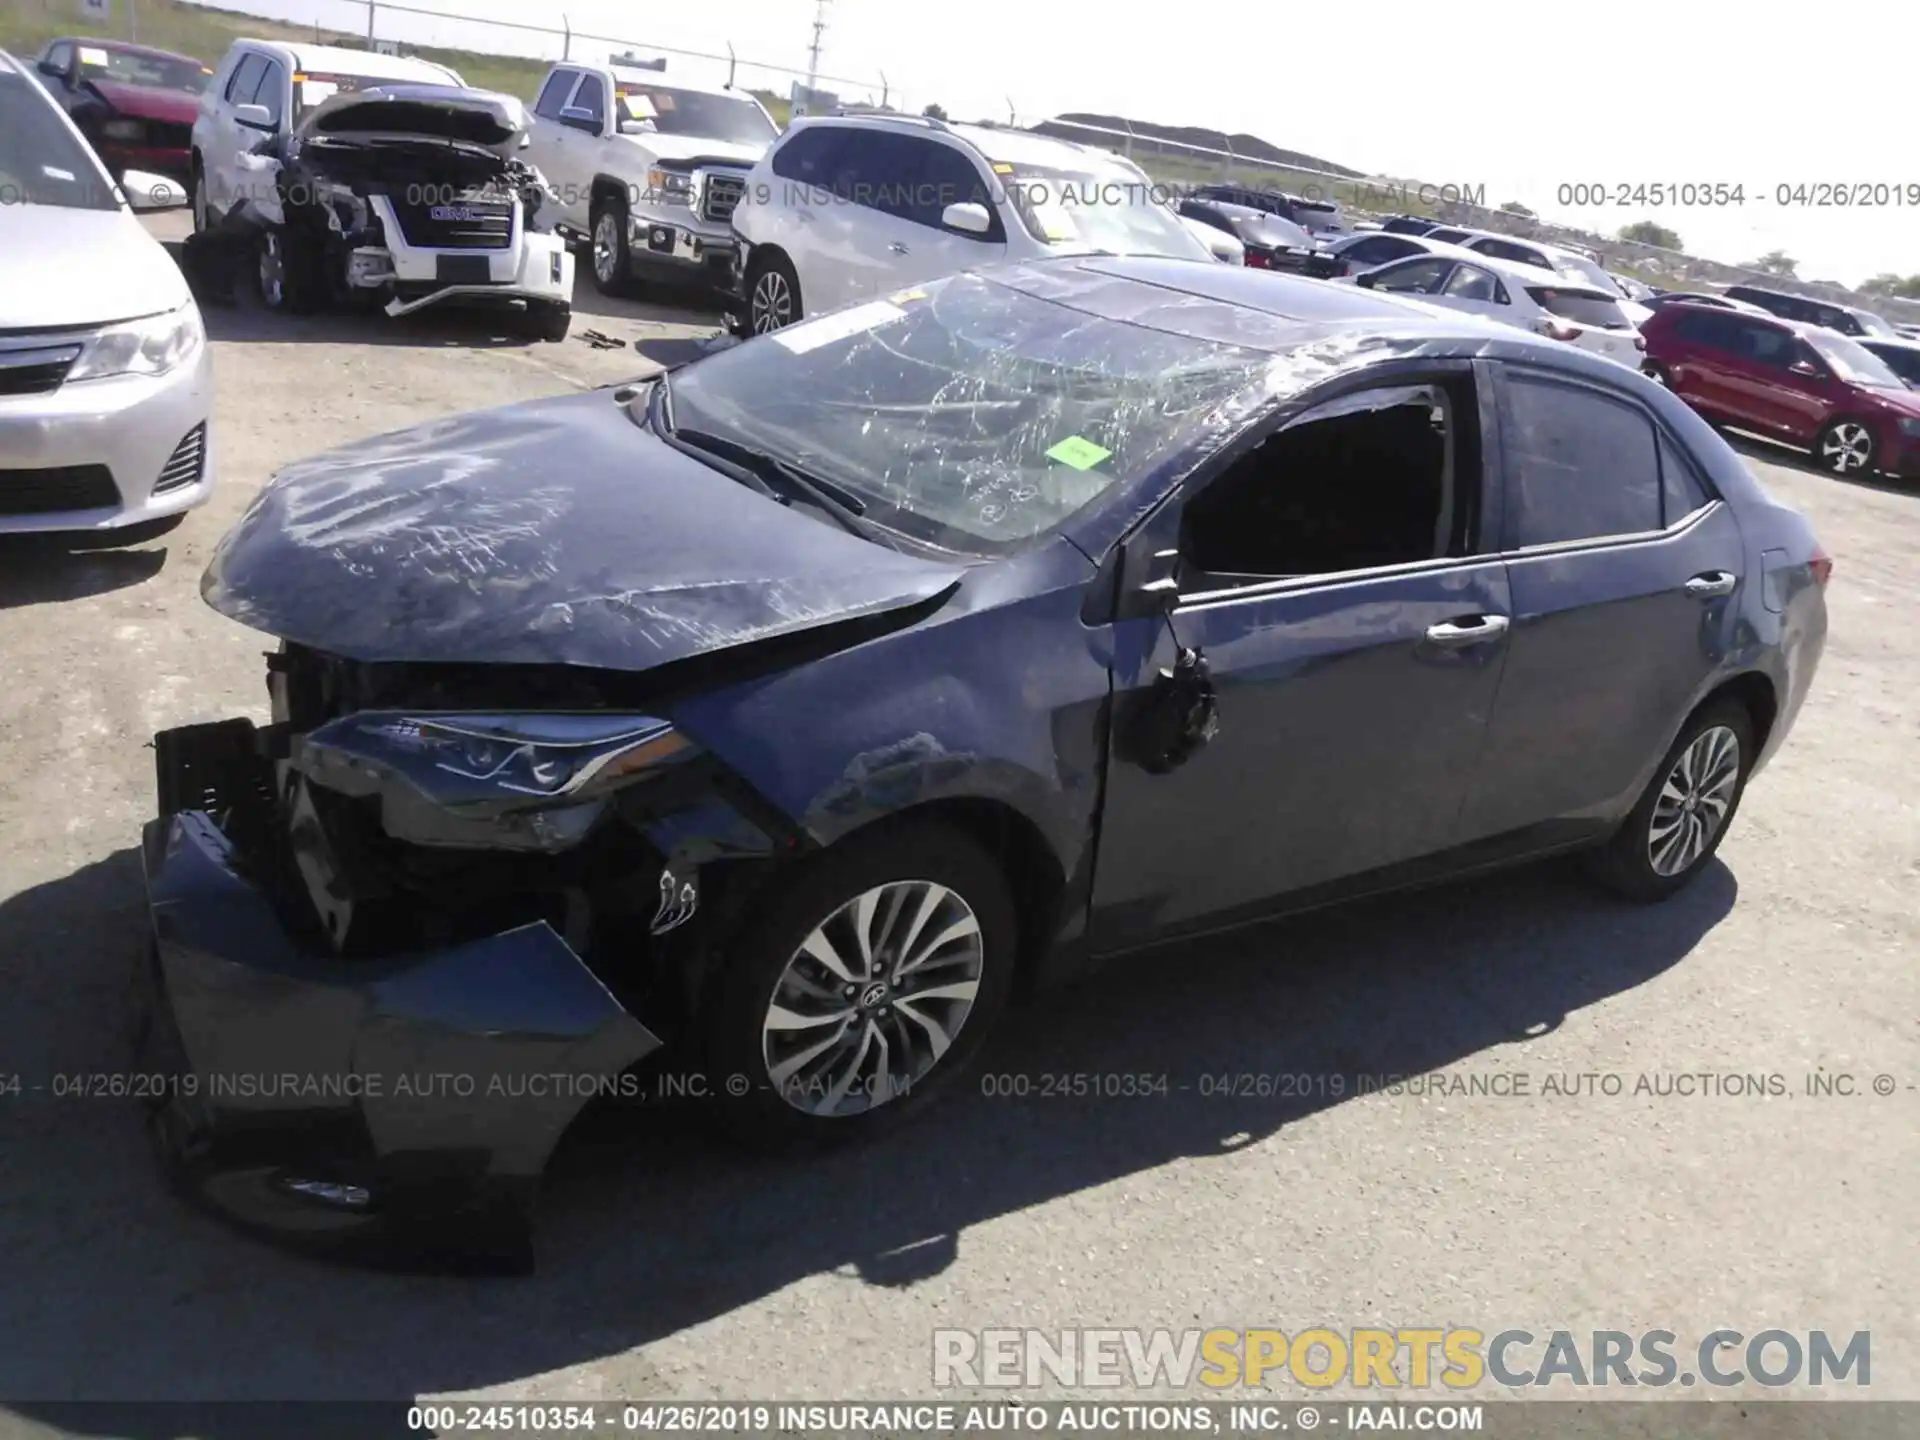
[646,167,694,205]
[100,117,145,141]
[66,302,204,382]
[305,712,692,805]
[1897,417,1920,437]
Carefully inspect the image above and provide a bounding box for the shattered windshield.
[664,273,1271,555]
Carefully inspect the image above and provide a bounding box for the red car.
[1641,302,1920,479]
[30,36,210,183]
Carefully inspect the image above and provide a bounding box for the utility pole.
[803,0,829,107]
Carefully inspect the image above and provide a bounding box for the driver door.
[1087,364,1513,952]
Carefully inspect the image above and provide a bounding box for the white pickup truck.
[522,59,779,296]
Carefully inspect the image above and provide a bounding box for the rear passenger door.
[1456,366,1746,846]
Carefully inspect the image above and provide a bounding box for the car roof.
[44,36,202,63]
[984,254,1631,360]
[233,39,459,82]
[1366,240,1586,289]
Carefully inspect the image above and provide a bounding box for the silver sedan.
[1,49,212,536]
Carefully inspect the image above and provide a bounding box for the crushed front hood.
[201,389,965,671]
[296,84,530,154]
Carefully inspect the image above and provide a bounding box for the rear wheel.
[1814,419,1875,477]
[1587,699,1754,902]
[703,821,1016,1150]
[589,196,633,296]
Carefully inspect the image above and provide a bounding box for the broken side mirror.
[1118,546,1184,621]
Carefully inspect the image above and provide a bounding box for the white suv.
[191,40,463,232]
[727,114,1214,335]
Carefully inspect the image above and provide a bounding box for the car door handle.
[888,241,910,254]
[1685,571,1738,598]
[1424,614,1510,647]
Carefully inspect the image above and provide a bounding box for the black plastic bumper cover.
[138,810,663,1272]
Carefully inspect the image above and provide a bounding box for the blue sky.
[208,0,1920,286]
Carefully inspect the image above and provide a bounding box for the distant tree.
[1861,272,1920,299]
[922,102,949,121]
[1745,249,1798,277]
[1499,200,1535,217]
[1619,220,1683,251]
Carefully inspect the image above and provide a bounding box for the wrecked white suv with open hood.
[230,83,575,339]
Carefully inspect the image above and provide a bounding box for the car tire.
[589,196,633,296]
[703,819,1017,1152]
[255,228,319,315]
[521,300,572,343]
[190,155,209,234]
[1813,419,1876,477]
[745,251,802,334]
[1586,698,1754,903]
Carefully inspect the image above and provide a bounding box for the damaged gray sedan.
[139,258,1828,1270]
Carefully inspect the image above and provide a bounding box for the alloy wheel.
[761,880,984,1117]
[592,213,622,287]
[751,269,793,333]
[1647,724,1741,877]
[1821,422,1873,474]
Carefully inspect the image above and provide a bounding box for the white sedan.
[0,48,212,537]
[1343,244,1646,370]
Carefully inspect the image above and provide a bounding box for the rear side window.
[533,70,576,119]
[1658,433,1713,526]
[1505,374,1662,546]
[1670,309,1741,349]
[1527,288,1631,330]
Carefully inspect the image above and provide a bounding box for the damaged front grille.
[386,196,515,250]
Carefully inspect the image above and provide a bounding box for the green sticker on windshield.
[1047,435,1111,471]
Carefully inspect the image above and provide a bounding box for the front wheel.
[255,229,319,315]
[745,252,802,334]
[704,821,1017,1150]
[589,198,633,296]
[190,157,209,234]
[1587,699,1754,902]
[1814,419,1876,477]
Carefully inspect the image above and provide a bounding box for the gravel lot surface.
[1,212,1912,1419]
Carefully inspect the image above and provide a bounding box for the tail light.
[1245,251,1270,268]
[1809,544,1833,588]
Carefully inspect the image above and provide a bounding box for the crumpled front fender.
[140,811,661,1272]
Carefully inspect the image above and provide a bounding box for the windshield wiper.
[647,376,875,538]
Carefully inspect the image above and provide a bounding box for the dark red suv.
[1641,303,1920,479]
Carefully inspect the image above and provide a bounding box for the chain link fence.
[13,0,1913,322]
